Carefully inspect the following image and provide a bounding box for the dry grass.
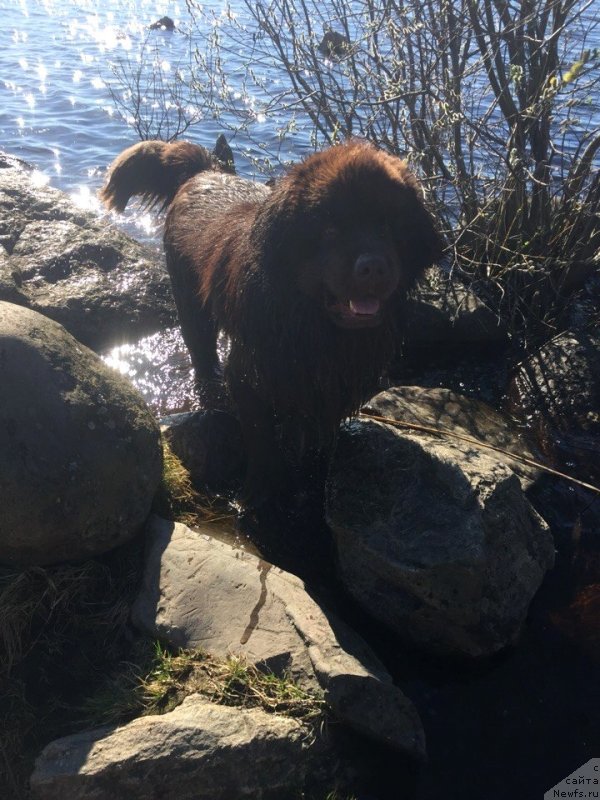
[0,544,142,796]
[156,437,236,528]
[80,641,325,728]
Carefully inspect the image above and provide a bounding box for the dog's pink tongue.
[349,298,380,315]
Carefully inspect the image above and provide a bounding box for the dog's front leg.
[226,368,291,507]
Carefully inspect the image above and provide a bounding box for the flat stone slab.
[30,695,329,800]
[132,516,425,758]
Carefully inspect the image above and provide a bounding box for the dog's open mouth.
[326,293,383,327]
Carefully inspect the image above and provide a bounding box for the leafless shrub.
[105,29,205,142]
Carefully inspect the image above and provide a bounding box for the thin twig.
[359,411,600,496]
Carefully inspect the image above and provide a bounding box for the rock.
[30,694,330,800]
[0,302,162,565]
[0,151,32,172]
[0,246,27,304]
[149,15,175,30]
[511,331,600,431]
[132,516,425,758]
[318,30,350,58]
[405,265,508,353]
[0,153,174,350]
[363,385,540,488]
[326,416,555,658]
[161,410,244,491]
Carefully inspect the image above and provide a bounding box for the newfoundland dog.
[101,139,442,504]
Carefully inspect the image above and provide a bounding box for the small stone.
[30,695,331,800]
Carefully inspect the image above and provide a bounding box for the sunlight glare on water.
[1,0,301,210]
[70,184,102,212]
[2,0,195,241]
[103,327,198,415]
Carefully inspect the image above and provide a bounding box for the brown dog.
[101,139,442,503]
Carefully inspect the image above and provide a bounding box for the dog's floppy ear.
[249,182,318,273]
[396,189,445,284]
[370,147,444,284]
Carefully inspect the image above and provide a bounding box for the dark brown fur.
[101,139,442,503]
[101,137,234,213]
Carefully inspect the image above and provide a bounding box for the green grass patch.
[80,640,325,728]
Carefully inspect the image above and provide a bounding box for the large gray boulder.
[132,516,425,758]
[327,410,555,658]
[30,695,330,800]
[0,152,174,350]
[363,385,540,488]
[0,301,162,565]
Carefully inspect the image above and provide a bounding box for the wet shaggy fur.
[101,139,442,503]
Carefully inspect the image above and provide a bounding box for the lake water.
[0,0,317,240]
[2,0,599,236]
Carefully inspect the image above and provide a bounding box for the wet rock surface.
[0,152,175,350]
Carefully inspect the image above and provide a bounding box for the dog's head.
[251,141,443,329]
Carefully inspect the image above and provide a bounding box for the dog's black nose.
[354,253,390,285]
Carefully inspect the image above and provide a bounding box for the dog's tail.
[100,135,235,213]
